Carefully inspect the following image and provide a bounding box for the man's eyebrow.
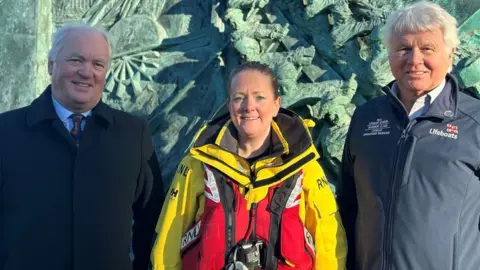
[94,58,108,64]
[397,39,411,46]
[419,40,437,47]
[68,53,84,58]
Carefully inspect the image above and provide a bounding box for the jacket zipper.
[224,181,236,263]
[382,87,409,270]
[382,81,453,269]
[384,120,415,270]
[248,202,258,240]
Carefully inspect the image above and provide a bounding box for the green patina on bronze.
[1,0,479,188]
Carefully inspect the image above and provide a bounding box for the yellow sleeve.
[150,156,203,270]
[303,161,347,270]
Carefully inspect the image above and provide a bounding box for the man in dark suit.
[0,22,164,270]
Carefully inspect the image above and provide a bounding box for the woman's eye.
[255,96,265,101]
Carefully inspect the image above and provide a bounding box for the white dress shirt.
[392,80,446,120]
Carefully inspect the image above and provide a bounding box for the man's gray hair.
[383,1,459,51]
[48,22,112,62]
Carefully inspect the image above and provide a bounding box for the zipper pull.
[250,202,258,217]
[250,166,256,184]
[250,202,258,239]
[397,130,407,144]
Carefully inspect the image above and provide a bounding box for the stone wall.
[0,0,51,111]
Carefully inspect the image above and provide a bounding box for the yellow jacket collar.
[189,108,319,189]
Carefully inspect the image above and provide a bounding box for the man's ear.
[448,47,455,59]
[47,59,53,76]
[447,47,455,72]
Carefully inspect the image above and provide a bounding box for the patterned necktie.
[69,114,85,145]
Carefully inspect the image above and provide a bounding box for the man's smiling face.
[48,28,110,113]
[388,27,454,97]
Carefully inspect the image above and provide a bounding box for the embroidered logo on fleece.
[363,118,391,136]
[429,124,458,139]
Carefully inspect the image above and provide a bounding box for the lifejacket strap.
[265,173,299,269]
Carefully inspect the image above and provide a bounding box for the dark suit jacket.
[0,86,164,270]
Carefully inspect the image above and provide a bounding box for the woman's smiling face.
[228,69,281,143]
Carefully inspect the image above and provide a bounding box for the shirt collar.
[426,80,446,103]
[51,95,91,122]
[392,79,446,105]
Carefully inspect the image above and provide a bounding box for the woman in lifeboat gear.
[150,62,347,270]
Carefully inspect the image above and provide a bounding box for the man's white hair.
[48,22,112,62]
[383,1,459,52]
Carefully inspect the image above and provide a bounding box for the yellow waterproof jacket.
[151,109,347,269]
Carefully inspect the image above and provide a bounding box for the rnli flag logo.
[446,124,458,134]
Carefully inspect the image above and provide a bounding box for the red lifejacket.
[180,164,315,269]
